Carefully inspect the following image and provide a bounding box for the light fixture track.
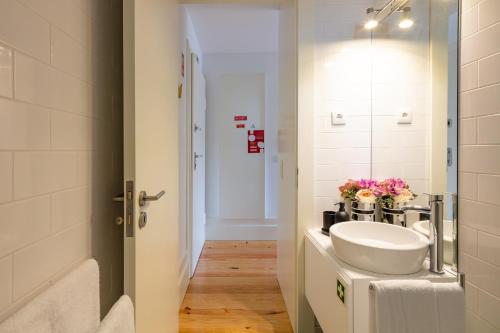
[373,0,410,24]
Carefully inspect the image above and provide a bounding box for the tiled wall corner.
[0,0,123,321]
[460,0,500,331]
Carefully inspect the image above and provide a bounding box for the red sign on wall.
[234,115,248,121]
[236,124,245,129]
[248,130,264,153]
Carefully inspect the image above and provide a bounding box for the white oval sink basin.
[330,222,429,275]
[413,220,453,264]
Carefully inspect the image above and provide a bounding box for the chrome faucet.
[401,194,444,274]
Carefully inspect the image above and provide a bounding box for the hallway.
[179,241,294,333]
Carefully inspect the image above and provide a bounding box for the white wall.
[178,5,203,303]
[0,0,123,320]
[459,0,500,331]
[204,53,279,240]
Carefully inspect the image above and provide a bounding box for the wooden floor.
[179,241,294,333]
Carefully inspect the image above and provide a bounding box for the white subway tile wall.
[0,0,123,321]
[460,0,500,331]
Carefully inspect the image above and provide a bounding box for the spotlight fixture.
[364,0,411,30]
[364,7,379,30]
[399,7,414,29]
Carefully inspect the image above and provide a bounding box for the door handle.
[194,153,203,170]
[112,193,124,202]
[139,190,165,207]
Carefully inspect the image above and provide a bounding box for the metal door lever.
[112,193,124,202]
[139,190,165,207]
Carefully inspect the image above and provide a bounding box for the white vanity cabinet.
[305,229,456,333]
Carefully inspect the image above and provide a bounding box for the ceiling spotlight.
[364,8,379,30]
[399,7,414,29]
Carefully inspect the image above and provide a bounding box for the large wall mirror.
[312,0,459,266]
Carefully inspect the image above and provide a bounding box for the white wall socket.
[331,112,346,126]
[397,110,413,124]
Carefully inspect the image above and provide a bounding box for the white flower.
[355,189,376,204]
[393,188,414,204]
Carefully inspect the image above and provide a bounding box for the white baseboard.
[178,254,190,307]
[206,218,277,240]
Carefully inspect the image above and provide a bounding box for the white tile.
[460,172,478,201]
[12,223,89,300]
[0,99,51,150]
[317,132,370,149]
[51,187,89,232]
[477,115,500,144]
[466,310,500,333]
[478,232,500,268]
[460,225,478,256]
[478,290,500,329]
[462,23,500,64]
[460,118,477,145]
[51,27,90,82]
[0,44,13,98]
[478,0,500,30]
[0,196,51,258]
[51,111,91,150]
[478,174,500,205]
[17,0,90,48]
[0,256,12,312]
[479,52,500,87]
[465,282,479,312]
[461,254,500,298]
[460,83,500,118]
[0,0,50,62]
[76,152,90,186]
[462,6,479,39]
[15,53,90,116]
[0,153,12,204]
[461,62,478,91]
[13,152,77,199]
[460,145,500,174]
[460,199,500,237]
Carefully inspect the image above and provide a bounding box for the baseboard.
[178,254,190,307]
[206,218,277,240]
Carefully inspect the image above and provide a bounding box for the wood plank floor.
[179,241,294,333]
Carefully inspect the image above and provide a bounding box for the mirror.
[312,0,459,265]
[370,0,459,265]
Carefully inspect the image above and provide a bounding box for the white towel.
[97,295,135,333]
[369,279,464,333]
[0,259,100,333]
[435,283,465,333]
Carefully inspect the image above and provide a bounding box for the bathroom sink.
[329,222,429,274]
[413,220,453,264]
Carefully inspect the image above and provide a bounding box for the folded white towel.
[435,282,465,333]
[0,259,100,333]
[369,279,464,333]
[97,295,135,333]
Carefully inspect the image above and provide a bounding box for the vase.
[351,200,376,221]
[381,202,406,227]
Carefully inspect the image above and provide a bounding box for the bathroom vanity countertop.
[307,229,457,281]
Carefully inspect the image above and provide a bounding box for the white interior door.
[123,0,180,332]
[190,53,206,276]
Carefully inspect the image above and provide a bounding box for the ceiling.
[186,5,279,54]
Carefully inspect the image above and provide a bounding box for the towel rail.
[368,272,466,291]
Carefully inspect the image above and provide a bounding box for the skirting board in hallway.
[205,219,278,240]
[179,241,293,333]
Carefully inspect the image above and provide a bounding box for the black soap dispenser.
[334,202,350,223]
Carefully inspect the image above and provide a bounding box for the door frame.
[185,42,195,277]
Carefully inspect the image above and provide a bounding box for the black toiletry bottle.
[334,202,350,223]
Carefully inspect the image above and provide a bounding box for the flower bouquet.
[338,178,417,224]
